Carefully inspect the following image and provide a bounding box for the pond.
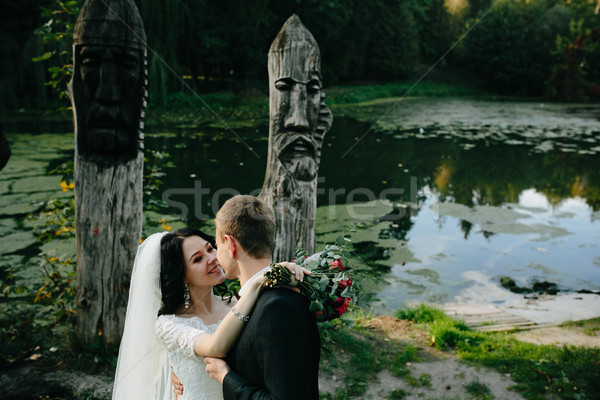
[1,98,599,313]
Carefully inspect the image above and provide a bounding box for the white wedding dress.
[112,232,224,400]
[155,315,223,400]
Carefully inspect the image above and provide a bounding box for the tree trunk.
[0,123,10,172]
[70,0,146,345]
[74,154,143,344]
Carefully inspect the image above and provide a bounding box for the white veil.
[113,231,172,400]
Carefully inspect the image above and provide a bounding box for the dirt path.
[319,316,527,400]
[513,326,600,348]
[360,358,524,400]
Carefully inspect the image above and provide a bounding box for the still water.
[1,98,599,311]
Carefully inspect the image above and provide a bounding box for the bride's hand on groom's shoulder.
[267,261,311,293]
[278,261,311,283]
[204,357,230,384]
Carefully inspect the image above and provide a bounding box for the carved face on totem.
[70,0,146,165]
[268,15,327,182]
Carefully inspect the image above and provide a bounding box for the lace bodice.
[155,315,223,400]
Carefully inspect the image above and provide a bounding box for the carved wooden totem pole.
[0,124,10,172]
[69,0,146,344]
[260,15,333,261]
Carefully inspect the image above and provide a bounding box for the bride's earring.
[184,283,191,309]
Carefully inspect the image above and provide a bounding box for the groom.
[205,194,320,399]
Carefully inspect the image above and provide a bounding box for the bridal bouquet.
[265,233,378,323]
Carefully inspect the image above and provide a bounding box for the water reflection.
[318,115,600,212]
[3,99,600,310]
[371,186,599,311]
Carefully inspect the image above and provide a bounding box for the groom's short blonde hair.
[215,195,275,259]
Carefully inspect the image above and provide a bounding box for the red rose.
[329,259,344,271]
[338,279,352,289]
[327,297,351,320]
[314,310,327,322]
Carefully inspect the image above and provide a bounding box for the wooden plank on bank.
[454,311,540,332]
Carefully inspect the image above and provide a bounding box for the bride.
[112,228,306,399]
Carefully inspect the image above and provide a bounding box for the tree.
[460,0,567,95]
[369,0,419,79]
[410,0,453,63]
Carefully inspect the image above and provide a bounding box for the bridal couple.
[112,195,321,399]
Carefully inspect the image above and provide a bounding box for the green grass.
[145,90,270,128]
[389,388,407,399]
[318,321,421,399]
[396,304,475,350]
[326,81,484,107]
[403,372,432,388]
[561,317,600,337]
[396,304,600,399]
[388,345,420,377]
[396,303,448,323]
[464,381,494,399]
[143,79,487,129]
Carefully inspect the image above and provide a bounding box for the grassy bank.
[317,305,600,400]
[0,78,490,130]
[142,78,487,129]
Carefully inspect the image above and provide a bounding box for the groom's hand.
[204,356,230,383]
[171,371,184,398]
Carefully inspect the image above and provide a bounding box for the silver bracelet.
[231,306,250,322]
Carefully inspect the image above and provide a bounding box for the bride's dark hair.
[158,227,233,316]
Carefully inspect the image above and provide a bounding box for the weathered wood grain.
[74,155,143,343]
[0,123,10,171]
[70,0,146,344]
[260,15,332,262]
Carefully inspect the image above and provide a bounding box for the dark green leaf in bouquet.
[309,301,324,312]
[340,286,351,298]
[319,275,329,291]
[311,280,322,293]
[329,282,339,295]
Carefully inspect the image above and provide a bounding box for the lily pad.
[404,268,441,285]
[0,231,36,255]
[526,262,555,275]
[10,175,63,194]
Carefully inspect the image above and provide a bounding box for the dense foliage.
[0,0,599,111]
[458,0,600,97]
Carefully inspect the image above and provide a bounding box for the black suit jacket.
[223,288,320,400]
